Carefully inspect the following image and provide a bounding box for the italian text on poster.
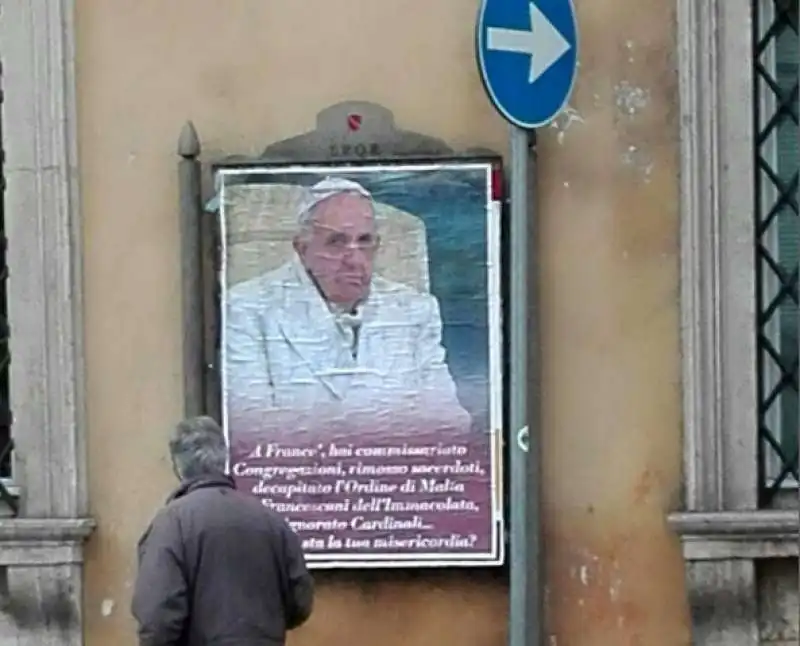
[219,161,504,567]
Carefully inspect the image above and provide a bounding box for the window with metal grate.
[754,0,800,503]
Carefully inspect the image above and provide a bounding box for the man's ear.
[374,234,381,253]
[292,235,305,255]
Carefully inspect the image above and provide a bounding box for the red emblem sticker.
[347,114,363,132]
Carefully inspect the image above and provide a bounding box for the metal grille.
[0,61,15,514]
[754,0,800,504]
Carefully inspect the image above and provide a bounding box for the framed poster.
[218,160,504,568]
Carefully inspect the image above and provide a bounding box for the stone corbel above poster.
[264,100,453,161]
[222,100,496,164]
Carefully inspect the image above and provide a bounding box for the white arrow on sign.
[486,2,571,84]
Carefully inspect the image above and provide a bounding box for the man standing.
[224,176,471,430]
[131,416,313,645]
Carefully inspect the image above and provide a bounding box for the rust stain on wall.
[632,468,665,506]
[545,518,691,646]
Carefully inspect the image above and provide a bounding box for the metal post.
[524,130,543,646]
[178,122,204,418]
[508,124,539,646]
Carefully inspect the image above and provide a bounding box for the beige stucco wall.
[76,0,689,644]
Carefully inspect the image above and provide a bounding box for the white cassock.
[223,256,471,430]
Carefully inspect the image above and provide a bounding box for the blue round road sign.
[476,0,578,130]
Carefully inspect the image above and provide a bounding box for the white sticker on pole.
[517,425,529,452]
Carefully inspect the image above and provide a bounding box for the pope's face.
[294,192,379,308]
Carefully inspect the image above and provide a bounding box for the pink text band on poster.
[218,161,504,567]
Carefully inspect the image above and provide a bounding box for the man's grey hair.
[295,176,375,235]
[169,416,228,480]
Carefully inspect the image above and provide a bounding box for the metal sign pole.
[523,128,543,646]
[507,125,528,646]
[508,125,538,646]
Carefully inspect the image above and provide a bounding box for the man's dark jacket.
[131,474,314,646]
